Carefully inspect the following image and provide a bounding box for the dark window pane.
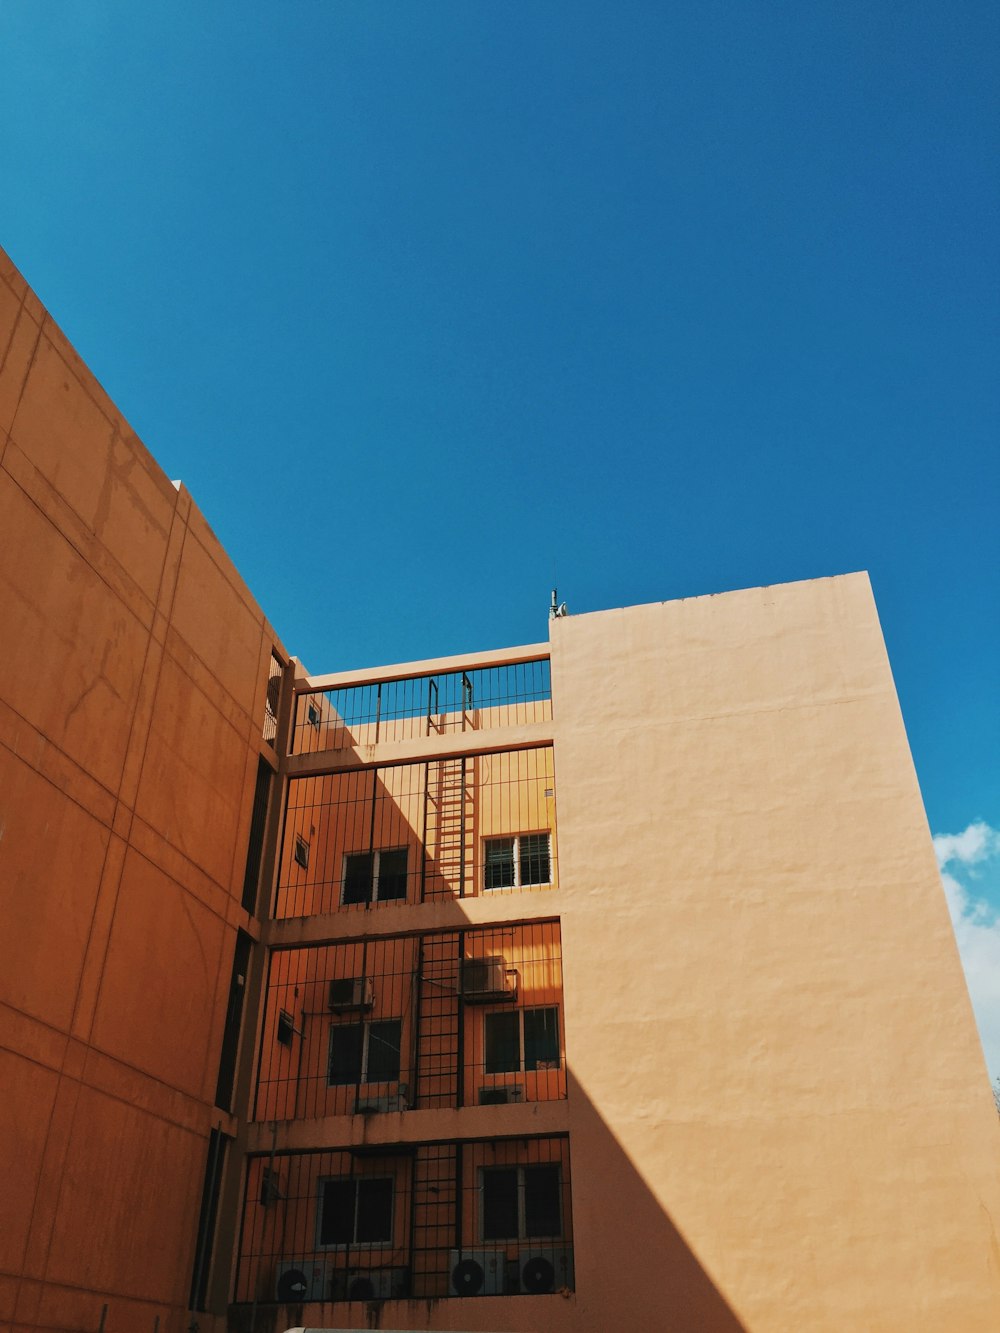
[524,1165,561,1238]
[377,848,408,901]
[366,1020,401,1082]
[523,1008,559,1070]
[215,930,252,1111]
[484,838,515,890]
[484,1011,520,1073]
[328,1023,363,1084]
[320,1179,355,1245]
[356,1178,393,1243]
[519,833,550,885]
[276,1009,295,1048]
[344,853,374,904]
[242,758,272,912]
[483,1168,519,1240]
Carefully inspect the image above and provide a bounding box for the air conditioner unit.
[448,1248,506,1297]
[354,1088,409,1114]
[328,976,374,1011]
[330,1266,409,1301]
[275,1257,329,1303]
[460,957,517,1004]
[518,1246,574,1294]
[477,1085,523,1105]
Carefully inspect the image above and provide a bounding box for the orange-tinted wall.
[0,247,284,1333]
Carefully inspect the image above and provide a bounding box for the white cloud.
[933,820,1000,869]
[935,822,1000,1086]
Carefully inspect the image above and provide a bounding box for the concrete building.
[2,243,999,1333]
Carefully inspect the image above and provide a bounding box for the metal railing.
[291,658,552,754]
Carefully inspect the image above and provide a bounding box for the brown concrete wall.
[550,577,1000,1332]
[0,247,285,1333]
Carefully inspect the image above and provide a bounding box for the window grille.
[234,1135,573,1303]
[275,747,557,918]
[263,652,283,747]
[255,922,564,1120]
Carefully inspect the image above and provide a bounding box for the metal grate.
[291,658,551,754]
[275,747,557,918]
[254,922,565,1120]
[263,652,283,747]
[234,1134,573,1303]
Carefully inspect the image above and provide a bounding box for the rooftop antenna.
[549,588,567,620]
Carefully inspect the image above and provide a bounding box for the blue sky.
[2,4,997,1076]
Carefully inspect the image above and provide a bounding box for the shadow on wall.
[230,1072,746,1332]
[563,1069,747,1333]
[235,703,747,1330]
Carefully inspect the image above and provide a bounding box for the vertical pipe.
[420,760,429,905]
[98,1305,108,1333]
[410,936,424,1108]
[357,939,370,1107]
[366,768,378,909]
[454,1141,464,1253]
[406,1146,421,1298]
[458,757,467,899]
[456,929,465,1108]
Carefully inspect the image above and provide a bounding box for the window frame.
[340,846,409,906]
[483,1005,560,1075]
[482,832,552,891]
[315,1174,395,1250]
[327,1017,402,1087]
[479,1164,563,1243]
[293,834,310,869]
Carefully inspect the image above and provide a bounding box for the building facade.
[3,245,1000,1333]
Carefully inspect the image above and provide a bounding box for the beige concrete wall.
[550,577,1000,1331]
[0,246,285,1333]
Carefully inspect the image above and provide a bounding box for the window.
[189,1128,228,1310]
[215,930,252,1111]
[481,1165,562,1241]
[483,833,550,890]
[241,757,273,913]
[342,848,408,905]
[484,1007,559,1073]
[276,1009,296,1047]
[306,700,322,727]
[318,1176,393,1247]
[328,1019,402,1085]
[293,835,310,868]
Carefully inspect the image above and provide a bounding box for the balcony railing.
[291,658,552,755]
[234,1134,573,1304]
[274,746,557,919]
[255,922,565,1120]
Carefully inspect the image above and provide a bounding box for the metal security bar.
[254,922,565,1121]
[234,1135,573,1304]
[263,652,283,747]
[275,747,557,919]
[291,659,552,755]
